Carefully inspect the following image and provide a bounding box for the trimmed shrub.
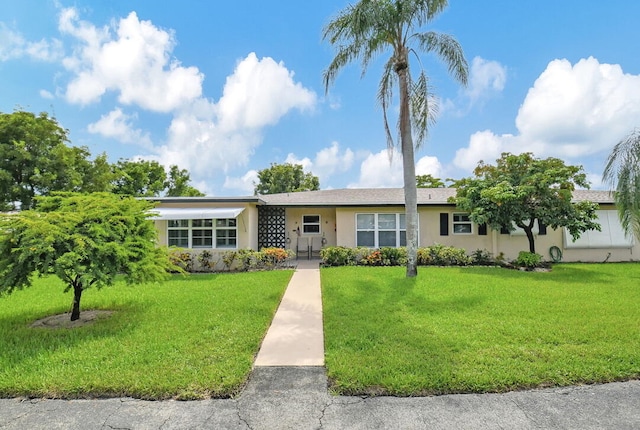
[168,247,193,272]
[419,244,471,266]
[321,246,358,266]
[514,251,543,269]
[471,248,494,266]
[380,247,408,266]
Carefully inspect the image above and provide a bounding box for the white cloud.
[285,142,355,185]
[216,53,316,131]
[54,8,317,192]
[0,23,62,62]
[223,170,258,194]
[285,153,313,171]
[415,155,443,177]
[153,53,317,177]
[349,149,403,188]
[87,108,153,148]
[465,56,507,103]
[39,89,54,99]
[442,56,507,114]
[348,150,442,188]
[59,9,203,111]
[454,57,640,173]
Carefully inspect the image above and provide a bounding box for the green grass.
[0,271,292,400]
[321,263,640,396]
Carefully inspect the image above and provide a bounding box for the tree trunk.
[397,64,418,278]
[525,228,536,254]
[70,282,83,321]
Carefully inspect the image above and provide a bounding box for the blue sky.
[1,1,640,195]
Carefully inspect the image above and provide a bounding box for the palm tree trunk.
[397,65,418,278]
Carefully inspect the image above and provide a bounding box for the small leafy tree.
[166,165,205,197]
[416,174,445,188]
[254,163,320,195]
[451,152,600,254]
[0,193,172,321]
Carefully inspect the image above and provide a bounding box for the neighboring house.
[149,188,636,263]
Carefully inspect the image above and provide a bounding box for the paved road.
[1,368,639,430]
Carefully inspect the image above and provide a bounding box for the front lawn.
[0,271,292,399]
[321,264,640,395]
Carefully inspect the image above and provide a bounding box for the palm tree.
[323,0,468,277]
[603,128,640,239]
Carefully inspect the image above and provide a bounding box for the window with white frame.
[452,213,472,234]
[168,220,189,247]
[167,218,237,249]
[215,218,237,248]
[356,213,407,247]
[302,215,321,234]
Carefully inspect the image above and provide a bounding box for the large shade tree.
[323,0,468,277]
[0,193,172,321]
[603,128,640,239]
[0,110,93,210]
[452,153,600,254]
[254,163,320,195]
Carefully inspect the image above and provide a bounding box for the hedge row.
[168,247,295,272]
[320,245,544,268]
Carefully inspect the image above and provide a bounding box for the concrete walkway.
[254,259,324,366]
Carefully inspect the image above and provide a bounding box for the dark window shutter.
[440,213,449,236]
[478,223,487,235]
[538,220,547,235]
[500,225,509,234]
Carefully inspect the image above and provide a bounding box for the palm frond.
[378,59,397,151]
[603,128,640,238]
[415,31,469,85]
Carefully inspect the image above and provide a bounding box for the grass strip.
[0,271,292,399]
[321,263,640,395]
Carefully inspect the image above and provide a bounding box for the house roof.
[260,188,615,206]
[149,188,615,207]
[259,188,455,206]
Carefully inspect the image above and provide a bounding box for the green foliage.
[514,251,543,269]
[322,245,471,267]
[0,110,87,210]
[471,249,495,266]
[196,250,216,272]
[452,152,601,254]
[0,193,172,320]
[603,128,640,240]
[416,174,445,188]
[112,159,168,197]
[254,163,320,195]
[417,244,471,266]
[320,246,359,267]
[165,165,205,197]
[168,247,194,272]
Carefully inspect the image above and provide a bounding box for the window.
[356,213,407,247]
[302,215,321,234]
[453,213,472,234]
[192,219,213,248]
[216,219,237,248]
[168,220,189,247]
[167,218,237,249]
